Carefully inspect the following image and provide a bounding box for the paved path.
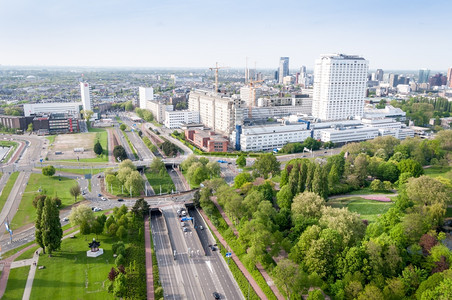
[144,215,155,300]
[198,208,269,300]
[20,229,80,300]
[0,227,79,298]
[209,196,284,299]
[107,128,116,164]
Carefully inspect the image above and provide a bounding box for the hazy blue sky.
[1,0,450,70]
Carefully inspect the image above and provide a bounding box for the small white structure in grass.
[87,238,104,257]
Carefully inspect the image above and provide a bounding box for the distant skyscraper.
[447,67,452,88]
[429,73,447,87]
[139,87,154,109]
[298,65,307,86]
[278,57,289,84]
[375,69,384,81]
[312,54,369,121]
[389,74,399,88]
[80,82,91,111]
[418,68,430,84]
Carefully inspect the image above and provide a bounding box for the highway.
[114,127,136,161]
[167,167,187,192]
[153,205,243,300]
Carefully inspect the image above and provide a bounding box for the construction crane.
[247,79,264,119]
[209,62,228,93]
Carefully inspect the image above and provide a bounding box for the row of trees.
[134,108,154,122]
[35,196,63,255]
[69,200,149,299]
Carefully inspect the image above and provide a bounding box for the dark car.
[98,193,102,197]
[213,292,220,299]
[117,198,124,202]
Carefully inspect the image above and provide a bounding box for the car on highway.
[62,217,69,222]
[98,193,102,197]
[183,227,188,232]
[117,198,124,202]
[181,222,186,227]
[101,197,107,201]
[213,292,220,299]
[93,207,102,212]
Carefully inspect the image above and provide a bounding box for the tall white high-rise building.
[278,57,289,84]
[139,87,154,109]
[312,54,369,121]
[80,82,91,111]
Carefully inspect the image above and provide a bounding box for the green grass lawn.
[29,233,117,300]
[0,172,19,213]
[327,197,394,223]
[145,168,175,194]
[45,135,56,144]
[0,140,18,163]
[424,165,452,181]
[37,167,109,176]
[11,174,78,230]
[2,266,30,300]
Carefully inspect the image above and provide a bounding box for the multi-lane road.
[152,205,243,300]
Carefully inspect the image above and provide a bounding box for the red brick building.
[184,129,229,152]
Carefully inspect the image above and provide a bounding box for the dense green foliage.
[145,157,176,194]
[181,154,221,186]
[42,165,56,177]
[113,145,127,161]
[390,96,452,126]
[106,205,146,299]
[105,159,144,196]
[135,107,154,122]
[198,131,452,299]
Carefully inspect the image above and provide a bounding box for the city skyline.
[1,0,451,70]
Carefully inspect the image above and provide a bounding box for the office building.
[389,74,399,88]
[278,57,289,84]
[231,122,311,152]
[375,69,384,81]
[23,102,81,117]
[418,69,430,84]
[80,82,92,111]
[0,115,34,132]
[185,129,229,152]
[429,73,447,87]
[147,101,173,123]
[312,54,369,121]
[139,87,154,109]
[164,110,200,129]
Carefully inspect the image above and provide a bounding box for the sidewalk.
[210,196,284,300]
[144,215,155,300]
[198,208,268,300]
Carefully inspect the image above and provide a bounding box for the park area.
[10,173,78,230]
[327,196,394,223]
[28,233,117,300]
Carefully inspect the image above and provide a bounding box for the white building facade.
[139,87,154,109]
[231,123,311,152]
[23,102,81,117]
[80,82,92,111]
[147,101,173,123]
[312,54,369,121]
[164,110,200,129]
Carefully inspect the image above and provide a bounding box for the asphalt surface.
[114,126,136,161]
[167,167,187,192]
[151,204,243,300]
